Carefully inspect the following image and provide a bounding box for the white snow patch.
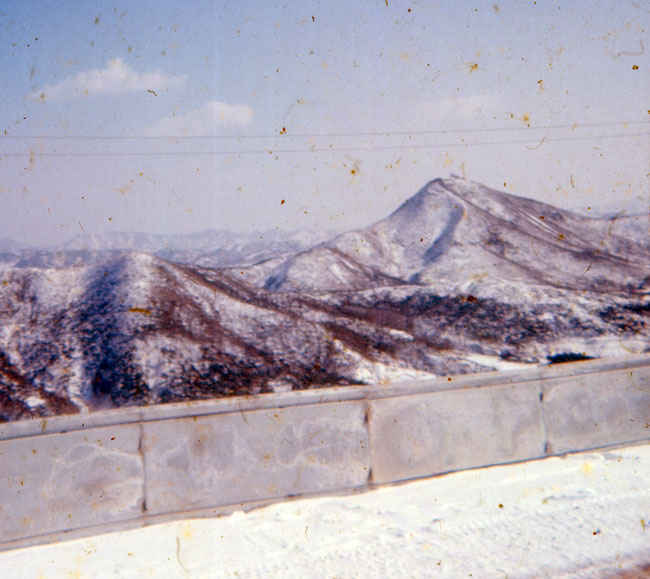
[134,335,203,395]
[332,339,436,384]
[62,360,89,412]
[124,253,155,303]
[545,336,648,360]
[386,328,414,341]
[266,378,293,393]
[24,395,45,408]
[465,353,539,372]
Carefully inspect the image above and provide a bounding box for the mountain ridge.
[0,177,647,422]
[256,177,649,295]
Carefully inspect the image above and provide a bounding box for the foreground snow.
[2,444,649,578]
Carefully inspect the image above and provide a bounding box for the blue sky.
[0,0,648,245]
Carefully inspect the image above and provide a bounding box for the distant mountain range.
[0,176,648,422]
[0,228,335,269]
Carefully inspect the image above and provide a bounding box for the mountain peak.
[257,177,650,294]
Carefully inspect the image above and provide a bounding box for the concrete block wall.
[542,364,650,453]
[368,380,546,484]
[1,355,648,552]
[142,402,370,516]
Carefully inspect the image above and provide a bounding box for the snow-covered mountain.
[259,176,649,295]
[0,177,648,422]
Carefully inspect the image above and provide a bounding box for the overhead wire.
[0,119,648,141]
[0,129,648,158]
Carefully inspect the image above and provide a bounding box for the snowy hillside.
[259,176,649,294]
[0,177,648,421]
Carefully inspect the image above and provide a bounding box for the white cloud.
[428,94,498,121]
[145,101,254,136]
[30,58,186,101]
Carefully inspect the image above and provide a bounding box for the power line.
[1,119,649,141]
[0,130,648,158]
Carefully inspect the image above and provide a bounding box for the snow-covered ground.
[1,443,648,578]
